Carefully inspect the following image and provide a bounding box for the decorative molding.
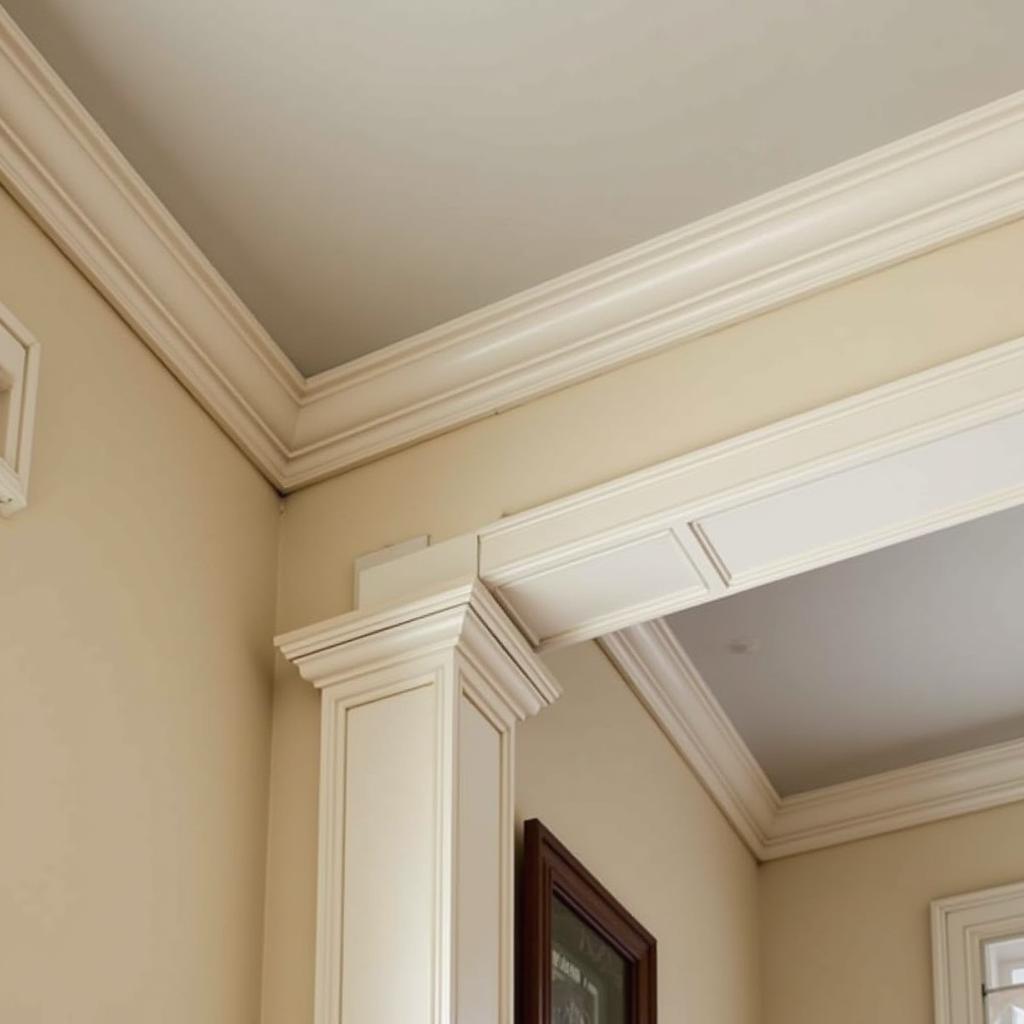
[603,620,1024,861]
[599,620,777,856]
[276,579,560,1024]
[0,9,302,487]
[0,300,40,515]
[3,7,1024,491]
[481,336,1024,648]
[932,880,1024,1024]
[276,578,562,714]
[770,736,1024,859]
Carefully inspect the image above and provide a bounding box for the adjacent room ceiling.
[667,503,1024,797]
[5,0,1024,375]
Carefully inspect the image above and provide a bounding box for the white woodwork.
[481,336,1024,648]
[600,620,777,853]
[457,695,504,1022]
[495,530,710,647]
[3,6,1024,490]
[694,409,1024,587]
[356,534,479,612]
[933,882,1024,1024]
[341,686,437,1022]
[604,620,1024,861]
[329,338,1024,663]
[275,581,559,1024]
[0,302,40,516]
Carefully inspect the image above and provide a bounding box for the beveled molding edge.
[601,620,1024,861]
[2,8,1024,492]
[275,578,562,717]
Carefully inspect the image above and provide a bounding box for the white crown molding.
[599,620,778,856]
[603,619,1024,861]
[0,9,304,487]
[770,735,1024,859]
[2,8,1024,492]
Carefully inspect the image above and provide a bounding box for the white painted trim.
[276,579,559,1024]
[932,880,1024,1024]
[604,620,1024,861]
[0,9,303,486]
[0,300,40,515]
[481,335,1024,648]
[3,7,1024,491]
[599,620,778,857]
[275,579,562,713]
[769,737,1024,859]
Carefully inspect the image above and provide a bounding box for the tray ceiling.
[5,0,1024,374]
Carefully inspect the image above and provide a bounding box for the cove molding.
[601,620,1024,861]
[2,7,1024,491]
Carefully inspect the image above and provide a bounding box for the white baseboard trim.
[3,6,1024,492]
[603,620,1024,860]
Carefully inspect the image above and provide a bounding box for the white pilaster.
[275,581,560,1024]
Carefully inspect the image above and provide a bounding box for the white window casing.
[933,881,1024,1024]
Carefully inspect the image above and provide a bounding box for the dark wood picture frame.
[520,819,657,1024]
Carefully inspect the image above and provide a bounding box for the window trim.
[933,881,1024,1024]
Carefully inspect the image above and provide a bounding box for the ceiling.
[668,503,1024,797]
[5,1,1024,376]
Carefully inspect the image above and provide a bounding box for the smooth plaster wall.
[519,641,760,1024]
[0,188,281,1022]
[760,801,1024,1024]
[263,217,1024,1019]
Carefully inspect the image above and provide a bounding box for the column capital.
[276,578,560,720]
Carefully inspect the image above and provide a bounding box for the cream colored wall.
[0,188,281,1023]
[263,217,1024,1019]
[760,801,1024,1024]
[519,641,760,1023]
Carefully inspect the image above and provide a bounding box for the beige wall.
[263,218,1024,1019]
[0,188,281,1022]
[519,641,760,1024]
[5,136,1024,1024]
[760,801,1024,1024]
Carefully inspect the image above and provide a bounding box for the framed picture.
[520,819,657,1024]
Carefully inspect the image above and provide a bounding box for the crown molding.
[3,7,1024,492]
[599,620,777,856]
[603,620,1024,861]
[0,9,304,487]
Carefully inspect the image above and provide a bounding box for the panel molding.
[0,299,40,515]
[602,620,1024,860]
[481,335,1024,648]
[3,8,1024,491]
[275,580,560,1024]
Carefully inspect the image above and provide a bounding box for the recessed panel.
[497,531,708,645]
[342,687,437,1022]
[457,697,503,1022]
[695,411,1024,583]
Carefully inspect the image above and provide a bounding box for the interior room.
[2,3,1024,1022]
